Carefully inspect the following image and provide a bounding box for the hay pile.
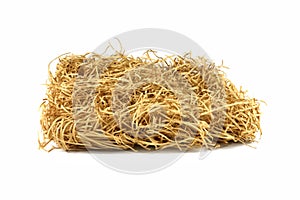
[39,51,262,151]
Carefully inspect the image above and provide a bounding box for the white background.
[1,0,299,199]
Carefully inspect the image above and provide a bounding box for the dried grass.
[39,51,262,151]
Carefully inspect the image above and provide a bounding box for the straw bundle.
[39,51,262,151]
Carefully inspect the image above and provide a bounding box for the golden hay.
[39,51,262,151]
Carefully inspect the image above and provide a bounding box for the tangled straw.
[39,51,262,151]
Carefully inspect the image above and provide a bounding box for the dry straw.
[39,51,262,152]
